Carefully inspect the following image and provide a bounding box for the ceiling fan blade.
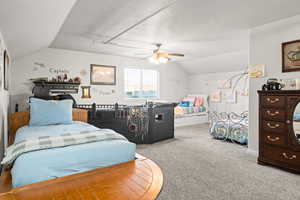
[168,53,185,57]
[157,52,168,57]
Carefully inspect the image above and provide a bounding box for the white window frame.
[124,68,160,100]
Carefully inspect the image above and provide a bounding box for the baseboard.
[175,114,208,128]
[246,148,258,157]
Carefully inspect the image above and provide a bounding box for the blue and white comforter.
[9,121,136,187]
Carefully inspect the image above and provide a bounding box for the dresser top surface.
[258,90,300,95]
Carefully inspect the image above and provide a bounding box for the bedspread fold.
[2,129,127,165]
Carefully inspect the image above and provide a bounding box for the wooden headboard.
[8,109,88,146]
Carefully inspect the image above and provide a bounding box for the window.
[125,68,159,99]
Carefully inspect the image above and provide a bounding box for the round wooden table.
[0,155,163,200]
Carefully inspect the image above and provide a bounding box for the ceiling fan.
[148,44,184,64]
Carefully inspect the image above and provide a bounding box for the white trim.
[175,114,209,128]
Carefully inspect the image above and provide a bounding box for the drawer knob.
[267,135,280,142]
[282,153,297,160]
[267,98,280,103]
[267,122,280,129]
[286,120,291,124]
[266,110,279,116]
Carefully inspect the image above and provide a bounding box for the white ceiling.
[2,0,300,74]
[0,0,76,59]
[51,0,300,74]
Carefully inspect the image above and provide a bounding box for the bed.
[208,111,248,144]
[2,109,136,188]
[175,94,208,127]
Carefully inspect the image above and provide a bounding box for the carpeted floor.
[137,124,300,200]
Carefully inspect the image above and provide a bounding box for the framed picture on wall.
[209,90,221,103]
[0,64,2,89]
[90,64,116,85]
[222,90,237,104]
[0,39,3,89]
[0,58,2,89]
[0,117,4,172]
[3,50,9,90]
[282,39,300,73]
[249,64,265,78]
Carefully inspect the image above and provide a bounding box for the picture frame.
[0,39,3,89]
[209,90,221,103]
[0,117,4,170]
[0,58,2,90]
[222,90,237,104]
[239,89,249,97]
[281,79,300,90]
[0,63,2,89]
[3,50,9,90]
[90,64,116,85]
[249,64,265,78]
[282,39,300,73]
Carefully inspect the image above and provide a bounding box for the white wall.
[188,70,249,114]
[11,48,188,111]
[0,30,10,160]
[249,14,300,154]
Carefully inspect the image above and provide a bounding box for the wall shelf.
[32,81,80,95]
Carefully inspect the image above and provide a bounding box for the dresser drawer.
[261,96,285,108]
[263,133,286,147]
[263,145,300,166]
[262,120,286,134]
[262,108,285,121]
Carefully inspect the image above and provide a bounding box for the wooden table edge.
[0,154,164,200]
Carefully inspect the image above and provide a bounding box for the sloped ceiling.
[3,0,300,74]
[51,0,300,74]
[0,0,77,59]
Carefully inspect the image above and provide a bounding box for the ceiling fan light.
[149,56,159,64]
[159,57,168,63]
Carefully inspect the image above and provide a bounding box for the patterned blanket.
[1,129,127,165]
[174,106,206,116]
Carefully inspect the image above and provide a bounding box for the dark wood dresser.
[258,90,300,173]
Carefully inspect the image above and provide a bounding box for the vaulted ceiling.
[2,0,300,74]
[0,0,76,59]
[51,0,300,74]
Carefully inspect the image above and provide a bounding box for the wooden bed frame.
[8,109,88,146]
[1,109,163,200]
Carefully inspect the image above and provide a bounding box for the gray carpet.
[137,124,300,200]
